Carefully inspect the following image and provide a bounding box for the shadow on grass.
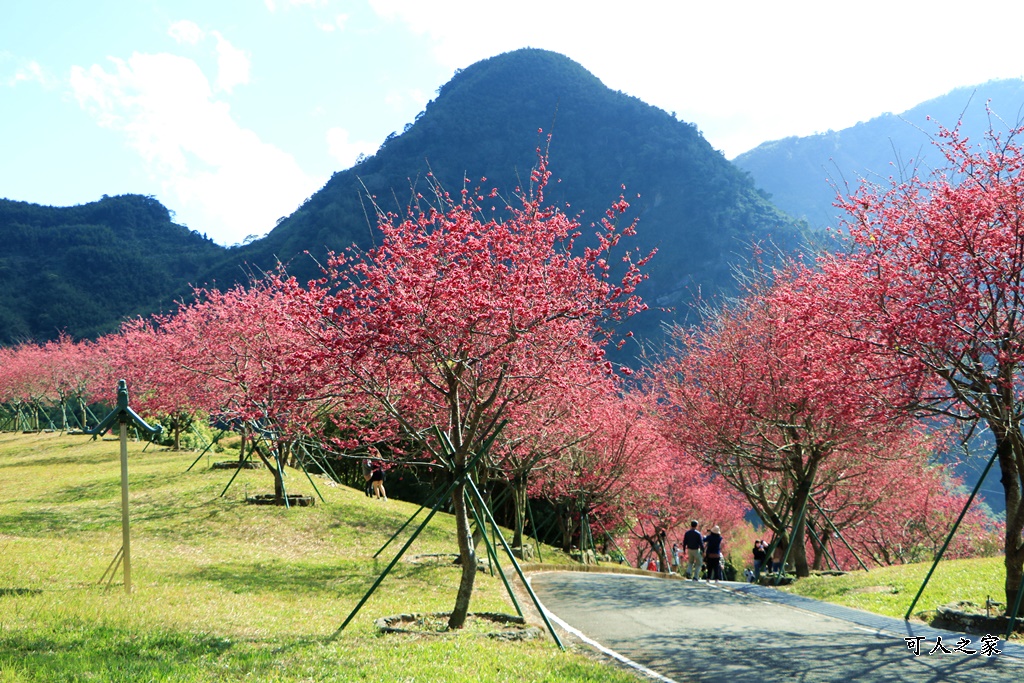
[0,623,262,679]
[45,478,133,505]
[0,449,117,470]
[327,502,456,547]
[0,507,121,535]
[188,558,453,599]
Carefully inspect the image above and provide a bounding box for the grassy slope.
[0,432,637,682]
[781,555,1013,631]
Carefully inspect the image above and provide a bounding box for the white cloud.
[366,0,1024,157]
[316,14,349,32]
[168,20,204,45]
[326,127,375,168]
[212,31,250,93]
[5,60,54,88]
[69,52,322,245]
[266,0,328,11]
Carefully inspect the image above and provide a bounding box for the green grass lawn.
[780,554,1018,634]
[0,432,638,682]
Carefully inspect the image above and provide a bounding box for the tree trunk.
[239,424,248,463]
[787,454,819,578]
[556,506,578,552]
[511,476,528,548]
[251,443,284,503]
[808,523,828,570]
[273,464,285,503]
[448,480,476,629]
[653,538,669,573]
[996,431,1024,611]
[790,513,811,577]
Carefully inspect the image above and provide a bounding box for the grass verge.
[0,432,638,682]
[778,554,1020,638]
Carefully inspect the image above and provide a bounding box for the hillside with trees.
[2,49,805,352]
[216,48,807,347]
[0,194,226,344]
[734,78,1024,228]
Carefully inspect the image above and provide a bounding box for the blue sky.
[3,0,1023,246]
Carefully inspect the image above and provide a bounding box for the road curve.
[529,571,1024,683]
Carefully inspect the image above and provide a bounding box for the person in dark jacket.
[361,458,373,497]
[704,525,724,582]
[752,539,767,581]
[370,462,387,500]
[682,520,704,580]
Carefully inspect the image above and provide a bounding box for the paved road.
[529,571,1024,683]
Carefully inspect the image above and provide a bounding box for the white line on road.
[527,576,680,683]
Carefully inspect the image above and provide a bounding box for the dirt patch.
[375,612,542,640]
[849,585,898,594]
[212,460,263,470]
[245,493,315,507]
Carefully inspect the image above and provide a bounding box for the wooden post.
[119,420,132,594]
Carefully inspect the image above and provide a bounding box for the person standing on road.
[771,542,784,573]
[752,539,767,582]
[682,520,704,580]
[704,525,724,582]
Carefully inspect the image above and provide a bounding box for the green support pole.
[468,494,523,617]
[374,485,449,558]
[488,516,498,577]
[469,513,497,577]
[186,427,227,472]
[332,440,499,639]
[294,443,327,504]
[905,448,1000,621]
[809,496,869,572]
[465,477,563,650]
[804,521,839,571]
[186,443,211,472]
[1006,571,1024,640]
[219,448,254,498]
[526,497,542,563]
[300,440,344,485]
[775,494,810,586]
[331,476,463,639]
[590,511,628,565]
[86,403,102,428]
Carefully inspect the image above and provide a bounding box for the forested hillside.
[219,48,807,346]
[734,78,1024,228]
[2,49,806,350]
[0,195,225,344]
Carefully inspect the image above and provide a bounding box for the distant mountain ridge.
[219,48,806,348]
[2,48,806,348]
[0,194,225,344]
[734,79,1024,229]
